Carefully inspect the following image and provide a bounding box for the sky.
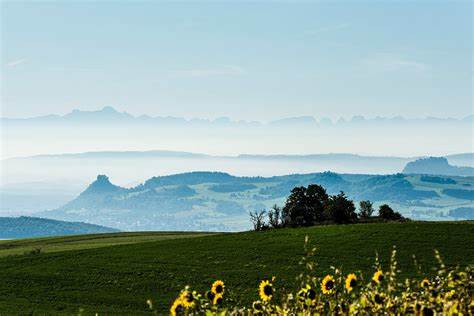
[1,1,472,121]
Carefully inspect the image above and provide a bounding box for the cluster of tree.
[250,184,406,231]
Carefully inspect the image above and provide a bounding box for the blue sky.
[1,1,472,120]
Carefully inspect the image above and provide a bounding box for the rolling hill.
[38,172,474,231]
[0,222,472,314]
[0,216,118,239]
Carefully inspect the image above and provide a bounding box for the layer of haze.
[2,1,473,121]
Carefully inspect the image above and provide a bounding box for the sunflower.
[211,280,225,295]
[252,301,263,311]
[345,273,357,292]
[306,288,316,300]
[213,294,223,305]
[170,298,185,316]
[206,290,215,301]
[180,290,196,308]
[372,270,384,284]
[321,275,335,294]
[420,278,430,288]
[259,280,274,301]
[374,293,384,305]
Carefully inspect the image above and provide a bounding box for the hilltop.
[0,222,472,314]
[403,157,474,177]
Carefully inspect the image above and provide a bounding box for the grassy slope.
[0,231,214,257]
[0,222,473,315]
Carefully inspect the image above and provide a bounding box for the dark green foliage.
[267,205,283,228]
[282,184,329,227]
[325,192,357,224]
[442,189,474,201]
[378,204,404,221]
[358,200,374,219]
[0,223,472,314]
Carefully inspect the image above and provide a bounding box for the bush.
[378,204,405,221]
[151,239,473,315]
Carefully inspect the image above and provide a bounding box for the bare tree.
[249,210,267,231]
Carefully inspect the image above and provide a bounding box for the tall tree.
[358,200,374,219]
[282,184,329,227]
[325,192,357,224]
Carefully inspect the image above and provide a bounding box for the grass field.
[0,231,214,257]
[0,222,472,315]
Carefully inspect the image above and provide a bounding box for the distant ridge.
[37,169,473,231]
[7,150,473,166]
[403,157,474,177]
[2,106,472,126]
[0,216,119,239]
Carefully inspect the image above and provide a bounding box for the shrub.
[378,204,405,221]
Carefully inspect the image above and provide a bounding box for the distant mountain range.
[39,171,473,231]
[0,216,118,239]
[2,106,472,126]
[403,157,474,177]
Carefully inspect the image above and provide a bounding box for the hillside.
[0,231,214,257]
[39,172,474,231]
[0,216,118,239]
[0,222,472,314]
[403,157,474,177]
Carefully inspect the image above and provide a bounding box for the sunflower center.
[350,279,357,288]
[216,285,223,293]
[175,304,184,315]
[207,291,215,300]
[374,294,383,304]
[185,293,194,303]
[306,289,316,300]
[325,280,334,290]
[263,284,273,296]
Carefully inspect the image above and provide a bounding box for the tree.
[325,191,357,224]
[268,204,282,228]
[249,210,267,231]
[358,200,374,219]
[282,184,329,227]
[378,204,404,221]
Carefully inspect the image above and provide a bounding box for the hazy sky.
[1,1,472,120]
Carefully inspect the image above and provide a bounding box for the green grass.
[0,231,214,257]
[0,222,472,315]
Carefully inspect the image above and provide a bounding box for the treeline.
[249,184,407,231]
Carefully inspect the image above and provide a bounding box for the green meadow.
[0,222,472,315]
